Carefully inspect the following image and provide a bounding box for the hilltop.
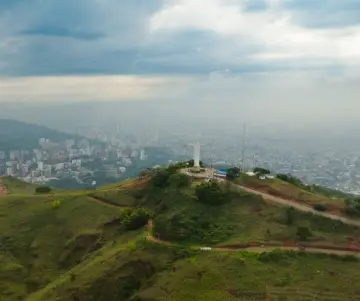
[0,119,82,152]
[1,167,360,301]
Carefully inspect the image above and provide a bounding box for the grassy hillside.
[235,174,346,212]
[0,192,123,300]
[27,238,360,301]
[1,176,40,194]
[2,170,360,301]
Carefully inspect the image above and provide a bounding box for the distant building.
[37,161,44,171]
[131,150,139,158]
[6,167,13,176]
[44,165,52,177]
[9,150,19,160]
[0,151,6,160]
[265,175,275,180]
[246,171,256,177]
[55,163,65,170]
[140,149,146,161]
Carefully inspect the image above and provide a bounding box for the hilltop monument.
[193,141,201,168]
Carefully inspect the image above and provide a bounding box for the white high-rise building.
[37,161,44,171]
[140,149,146,161]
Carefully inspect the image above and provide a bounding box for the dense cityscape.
[0,132,175,189]
[1,121,360,195]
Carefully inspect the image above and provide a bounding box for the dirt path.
[237,184,360,227]
[87,195,128,208]
[0,177,8,196]
[147,221,360,257]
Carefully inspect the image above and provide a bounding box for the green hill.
[2,170,360,301]
[0,119,82,152]
[235,174,349,213]
[1,176,40,194]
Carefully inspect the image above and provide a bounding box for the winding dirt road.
[86,180,360,257]
[147,220,360,257]
[237,184,360,227]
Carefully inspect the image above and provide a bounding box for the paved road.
[237,184,360,227]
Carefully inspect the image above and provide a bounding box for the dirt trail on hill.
[0,177,7,196]
[88,195,128,208]
[147,220,360,257]
[237,184,360,227]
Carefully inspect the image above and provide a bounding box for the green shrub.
[120,208,153,231]
[195,182,227,206]
[51,199,61,209]
[313,204,327,212]
[36,186,51,193]
[226,167,240,180]
[153,211,234,244]
[253,167,270,175]
[276,173,304,188]
[286,207,296,225]
[344,198,360,216]
[296,226,312,241]
[168,173,191,188]
[150,169,171,188]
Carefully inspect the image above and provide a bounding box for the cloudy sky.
[0,0,359,106]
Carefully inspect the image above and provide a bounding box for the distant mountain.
[0,119,81,152]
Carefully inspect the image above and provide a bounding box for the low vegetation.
[35,186,52,194]
[235,172,351,217]
[1,176,39,194]
[2,171,360,301]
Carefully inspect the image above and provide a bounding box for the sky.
[0,0,360,123]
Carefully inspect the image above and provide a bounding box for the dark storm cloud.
[0,0,359,77]
[0,0,166,75]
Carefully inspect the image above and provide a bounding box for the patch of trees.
[344,198,360,216]
[153,210,234,244]
[276,173,305,188]
[168,173,191,188]
[120,208,153,231]
[166,160,206,173]
[195,182,228,206]
[149,169,191,189]
[226,167,240,180]
[313,204,327,212]
[253,167,270,175]
[150,170,172,188]
[35,186,52,193]
[296,226,312,241]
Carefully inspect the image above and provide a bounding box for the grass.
[2,175,360,301]
[145,181,360,247]
[1,176,40,194]
[141,248,360,301]
[0,192,123,301]
[235,174,346,212]
[88,188,137,207]
[25,238,360,301]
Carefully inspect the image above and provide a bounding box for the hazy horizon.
[1,0,360,132]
